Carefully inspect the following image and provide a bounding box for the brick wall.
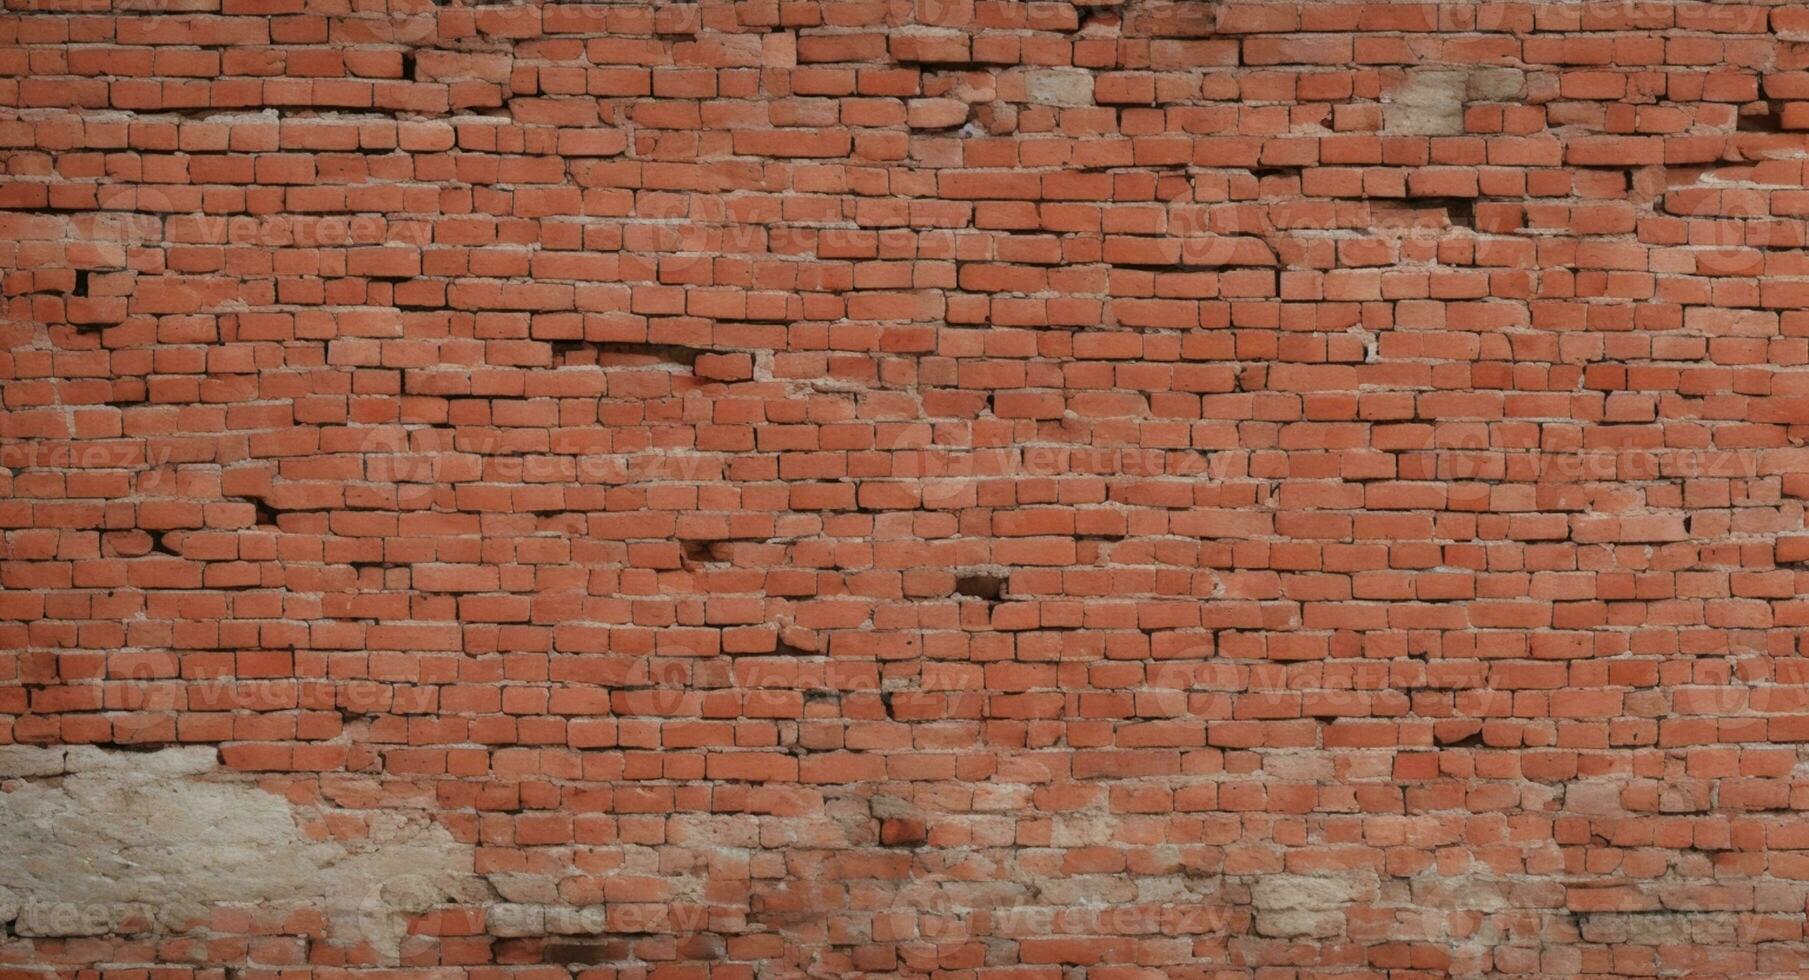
[4,0,1809,976]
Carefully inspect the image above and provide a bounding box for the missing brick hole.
[1071,4,1118,29]
[773,636,813,657]
[1248,166,1299,180]
[1663,165,1710,188]
[1737,107,1785,133]
[148,530,179,557]
[1376,197,1476,229]
[231,495,281,527]
[954,572,1005,601]
[551,340,703,367]
[1436,727,1487,748]
[399,51,415,80]
[681,539,728,563]
[78,740,180,753]
[72,270,89,297]
[925,106,978,133]
[540,944,625,966]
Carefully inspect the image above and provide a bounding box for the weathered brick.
[0,2,1805,977]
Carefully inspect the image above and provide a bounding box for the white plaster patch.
[0,746,476,963]
[1385,71,1468,135]
[1250,872,1379,938]
[1026,69,1095,107]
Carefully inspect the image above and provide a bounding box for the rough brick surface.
[4,0,1809,977]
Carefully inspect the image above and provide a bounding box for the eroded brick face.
[4,0,1809,977]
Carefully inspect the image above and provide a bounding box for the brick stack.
[4,0,1809,976]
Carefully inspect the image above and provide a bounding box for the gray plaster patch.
[0,746,476,962]
[0,745,69,779]
[1025,69,1094,108]
[1579,911,1737,945]
[1468,68,1527,102]
[1250,872,1379,938]
[1385,71,1467,135]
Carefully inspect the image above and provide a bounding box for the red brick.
[1,6,1803,977]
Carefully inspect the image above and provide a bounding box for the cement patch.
[1384,71,1468,135]
[0,746,476,963]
